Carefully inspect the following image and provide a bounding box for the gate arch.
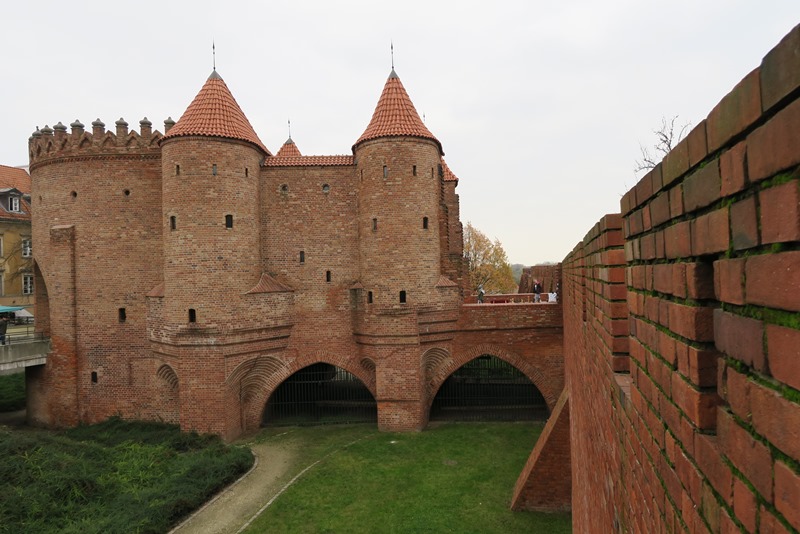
[225,351,376,434]
[425,343,560,418]
[263,362,377,426]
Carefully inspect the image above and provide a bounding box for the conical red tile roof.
[163,70,270,155]
[354,70,441,153]
[441,159,459,183]
[275,137,302,157]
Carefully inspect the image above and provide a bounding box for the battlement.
[28,116,172,168]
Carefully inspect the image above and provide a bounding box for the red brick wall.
[565,24,800,533]
[519,263,561,294]
[30,121,163,426]
[28,89,565,441]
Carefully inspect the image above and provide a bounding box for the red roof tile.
[442,159,459,183]
[0,165,30,194]
[435,275,458,287]
[264,155,354,167]
[354,70,441,153]
[275,137,302,157]
[163,71,270,155]
[247,273,293,294]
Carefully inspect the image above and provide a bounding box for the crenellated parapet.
[28,116,173,169]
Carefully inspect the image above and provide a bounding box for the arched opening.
[262,363,377,426]
[430,355,548,422]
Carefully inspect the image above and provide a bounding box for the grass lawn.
[244,422,571,533]
[0,372,25,412]
[0,418,253,534]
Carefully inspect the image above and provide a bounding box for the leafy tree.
[634,115,691,174]
[463,222,517,294]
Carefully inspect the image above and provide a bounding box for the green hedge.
[0,417,253,534]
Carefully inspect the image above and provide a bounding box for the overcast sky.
[2,1,798,265]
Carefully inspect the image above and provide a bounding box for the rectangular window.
[188,308,197,323]
[0,236,4,257]
[413,165,417,176]
[21,239,31,258]
[9,197,19,212]
[300,251,305,264]
[118,308,127,323]
[225,214,233,228]
[23,274,33,295]
[212,164,218,176]
[368,291,373,304]
[326,270,331,282]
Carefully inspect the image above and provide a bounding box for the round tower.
[353,69,445,308]
[159,70,270,327]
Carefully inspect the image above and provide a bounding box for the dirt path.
[170,441,295,534]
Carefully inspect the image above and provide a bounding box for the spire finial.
[391,41,394,70]
[212,40,216,71]
[288,118,291,139]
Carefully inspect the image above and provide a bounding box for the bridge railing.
[2,331,48,345]
[464,293,558,304]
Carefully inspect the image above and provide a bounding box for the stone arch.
[156,364,178,389]
[425,343,558,417]
[421,346,453,397]
[359,357,377,391]
[154,363,179,425]
[227,351,374,436]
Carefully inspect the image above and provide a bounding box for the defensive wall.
[25,69,567,439]
[514,24,800,533]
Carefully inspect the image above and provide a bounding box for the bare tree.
[634,115,691,173]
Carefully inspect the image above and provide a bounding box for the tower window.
[91,371,98,384]
[225,214,233,228]
[280,184,289,193]
[326,270,331,282]
[212,164,218,176]
[368,291,373,304]
[245,167,249,178]
[300,251,305,264]
[423,217,429,230]
[322,184,330,193]
[118,308,126,323]
[383,165,388,178]
[372,218,378,231]
[188,309,196,323]
[399,290,407,304]
[175,164,180,176]
[170,216,176,230]
[413,165,417,176]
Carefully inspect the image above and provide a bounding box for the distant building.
[0,165,33,311]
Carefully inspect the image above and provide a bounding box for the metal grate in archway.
[430,355,548,422]
[263,363,377,426]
